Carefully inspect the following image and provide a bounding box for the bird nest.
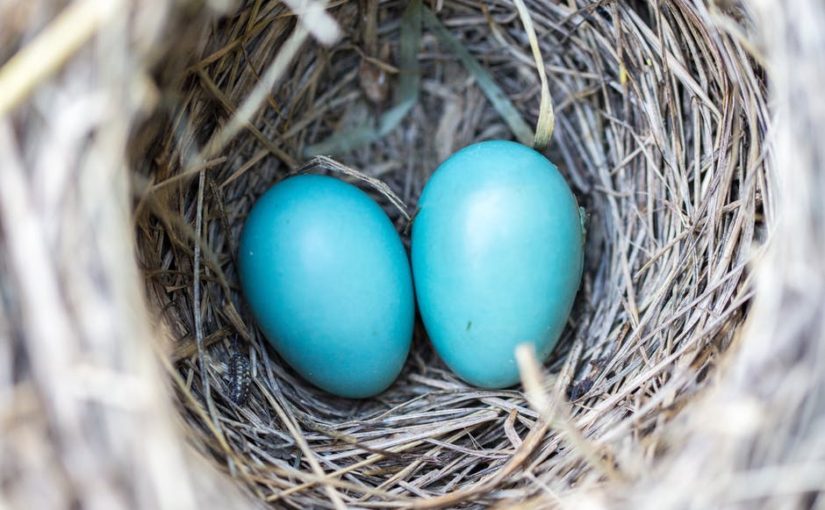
[8,0,810,508]
[131,0,768,506]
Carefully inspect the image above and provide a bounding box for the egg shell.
[411,140,584,389]
[238,174,414,398]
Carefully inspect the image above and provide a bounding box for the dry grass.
[5,0,819,509]
[132,0,767,507]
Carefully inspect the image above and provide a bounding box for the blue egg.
[411,140,584,389]
[238,174,414,398]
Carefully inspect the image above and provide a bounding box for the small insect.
[227,352,251,405]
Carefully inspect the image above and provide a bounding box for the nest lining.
[133,0,769,507]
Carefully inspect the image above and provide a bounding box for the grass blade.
[513,0,555,149]
[422,6,534,147]
[305,0,421,156]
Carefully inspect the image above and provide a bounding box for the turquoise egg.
[238,174,414,398]
[411,140,584,389]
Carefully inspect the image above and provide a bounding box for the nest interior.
[127,0,770,507]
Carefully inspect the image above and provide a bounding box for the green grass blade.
[421,6,534,147]
[305,0,422,157]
